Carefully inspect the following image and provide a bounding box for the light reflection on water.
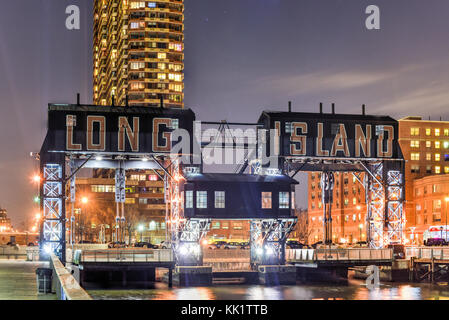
[88,278,449,301]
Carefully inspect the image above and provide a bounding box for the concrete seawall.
[50,254,92,300]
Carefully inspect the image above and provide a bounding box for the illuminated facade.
[0,208,12,233]
[307,172,367,245]
[412,175,449,244]
[75,171,166,243]
[398,117,449,239]
[93,0,184,107]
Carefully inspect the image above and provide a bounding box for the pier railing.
[73,249,174,264]
[406,247,449,260]
[286,248,393,262]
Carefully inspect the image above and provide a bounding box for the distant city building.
[399,117,449,242]
[93,0,184,107]
[307,172,367,245]
[75,171,166,243]
[0,208,12,232]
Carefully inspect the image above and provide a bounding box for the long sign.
[43,104,195,154]
[259,111,402,159]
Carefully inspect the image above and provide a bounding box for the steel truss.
[321,172,335,245]
[166,157,211,266]
[284,158,404,248]
[250,219,297,267]
[40,163,65,262]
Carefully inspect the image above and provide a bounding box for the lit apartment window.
[196,191,207,209]
[426,141,432,148]
[435,141,441,149]
[445,129,449,136]
[411,128,420,136]
[444,141,449,149]
[435,129,441,136]
[353,197,357,205]
[318,202,322,209]
[426,153,432,161]
[185,191,193,208]
[435,166,441,174]
[411,165,420,173]
[427,166,432,174]
[344,198,349,206]
[279,192,290,209]
[212,222,220,229]
[214,191,225,208]
[411,153,420,161]
[262,192,272,209]
[426,128,431,136]
[445,167,449,174]
[435,154,441,161]
[410,140,419,148]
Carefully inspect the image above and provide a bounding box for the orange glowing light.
[32,175,41,183]
[81,197,89,204]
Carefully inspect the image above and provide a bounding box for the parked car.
[224,242,242,250]
[352,241,368,247]
[388,244,405,259]
[134,242,157,249]
[286,240,304,249]
[240,242,250,250]
[158,241,171,249]
[424,238,447,246]
[209,241,227,249]
[108,241,126,248]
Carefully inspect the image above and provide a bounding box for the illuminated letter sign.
[355,124,372,158]
[316,123,329,156]
[377,125,394,158]
[153,118,172,152]
[86,116,106,151]
[331,124,350,157]
[118,117,140,152]
[66,115,82,151]
[290,122,308,156]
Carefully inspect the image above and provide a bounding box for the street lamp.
[138,224,144,242]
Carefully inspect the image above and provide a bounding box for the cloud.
[378,84,449,119]
[254,64,426,96]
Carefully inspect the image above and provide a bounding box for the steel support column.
[40,162,65,262]
[250,218,296,268]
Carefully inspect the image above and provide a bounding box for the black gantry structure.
[38,101,405,268]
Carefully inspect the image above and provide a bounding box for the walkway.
[0,260,56,300]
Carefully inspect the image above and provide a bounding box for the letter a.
[66,5,80,30]
[365,5,380,30]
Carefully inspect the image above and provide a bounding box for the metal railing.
[203,249,250,262]
[406,247,449,260]
[74,249,174,264]
[286,248,393,262]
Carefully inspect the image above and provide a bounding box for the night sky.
[1,0,449,227]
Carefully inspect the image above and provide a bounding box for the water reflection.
[88,279,449,301]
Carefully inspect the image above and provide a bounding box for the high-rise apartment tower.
[93,0,184,108]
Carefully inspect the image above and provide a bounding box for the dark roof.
[258,110,396,123]
[185,173,298,184]
[48,103,195,117]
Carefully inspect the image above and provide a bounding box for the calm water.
[88,277,449,300]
